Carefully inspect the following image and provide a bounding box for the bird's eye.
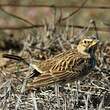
[84,41,86,43]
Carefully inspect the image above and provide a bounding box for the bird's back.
[28,48,95,88]
[35,49,87,73]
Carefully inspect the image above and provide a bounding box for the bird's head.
[77,38,99,56]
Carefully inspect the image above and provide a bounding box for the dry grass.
[0,22,110,110]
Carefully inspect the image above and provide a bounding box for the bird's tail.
[2,54,29,66]
[2,54,41,78]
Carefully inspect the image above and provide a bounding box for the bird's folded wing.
[27,52,88,89]
[27,70,80,89]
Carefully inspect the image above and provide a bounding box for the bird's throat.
[77,46,90,57]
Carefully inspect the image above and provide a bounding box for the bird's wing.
[27,53,88,89]
[27,71,64,88]
[36,49,83,73]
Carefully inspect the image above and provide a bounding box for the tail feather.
[3,54,29,66]
[2,54,41,77]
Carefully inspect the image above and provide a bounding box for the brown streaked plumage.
[2,38,99,89]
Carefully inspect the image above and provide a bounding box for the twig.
[83,94,89,110]
[92,20,99,39]
[73,19,94,40]
[61,0,88,21]
[0,7,34,25]
[31,92,38,110]
[15,78,27,110]
[0,7,110,33]
[0,24,110,32]
[0,4,110,9]
[98,95,104,110]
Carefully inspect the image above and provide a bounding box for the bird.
[2,38,99,90]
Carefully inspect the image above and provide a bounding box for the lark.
[3,38,99,89]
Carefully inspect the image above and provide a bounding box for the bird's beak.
[90,39,99,47]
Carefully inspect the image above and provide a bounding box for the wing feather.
[28,54,89,88]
